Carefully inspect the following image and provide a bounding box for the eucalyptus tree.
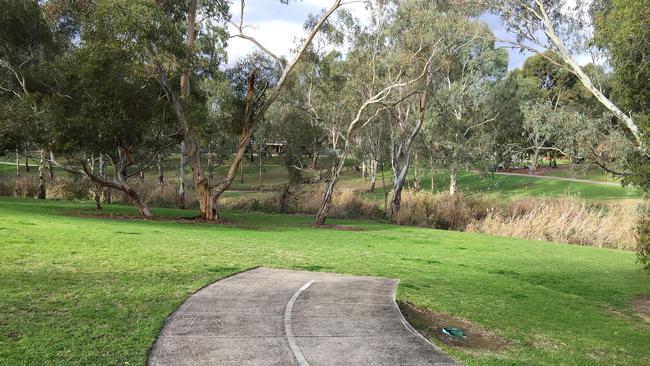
[42,0,178,218]
[294,50,349,172]
[362,116,391,193]
[312,1,437,225]
[382,0,458,218]
[424,20,507,194]
[0,0,60,197]
[150,0,346,220]
[487,0,643,146]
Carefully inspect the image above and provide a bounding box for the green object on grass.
[442,327,466,339]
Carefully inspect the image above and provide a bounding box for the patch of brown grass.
[467,197,637,250]
[393,191,491,231]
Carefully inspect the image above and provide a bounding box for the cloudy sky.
[225,0,536,70]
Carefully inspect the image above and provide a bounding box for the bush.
[0,178,13,197]
[12,177,39,198]
[48,178,94,200]
[146,184,181,208]
[636,216,650,273]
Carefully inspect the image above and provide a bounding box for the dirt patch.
[399,301,511,352]
[633,295,650,323]
[311,224,367,231]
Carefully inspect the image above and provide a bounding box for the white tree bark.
[449,168,457,196]
[38,149,46,199]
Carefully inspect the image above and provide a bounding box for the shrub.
[48,178,94,200]
[12,177,39,198]
[0,178,13,197]
[636,216,650,273]
[146,184,181,208]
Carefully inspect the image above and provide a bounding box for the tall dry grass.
[220,184,382,219]
[217,185,639,250]
[393,191,492,231]
[467,198,638,250]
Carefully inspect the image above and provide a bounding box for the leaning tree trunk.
[389,158,411,220]
[178,141,186,209]
[93,185,102,210]
[314,150,348,226]
[124,186,152,218]
[449,168,458,196]
[531,148,541,174]
[157,153,164,185]
[37,149,46,199]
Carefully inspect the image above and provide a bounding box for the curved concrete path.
[148,267,459,366]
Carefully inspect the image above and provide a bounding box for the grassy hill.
[0,198,648,365]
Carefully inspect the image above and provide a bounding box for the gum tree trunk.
[369,160,377,192]
[126,187,153,218]
[24,148,30,173]
[449,168,458,196]
[37,149,46,199]
[413,153,420,191]
[178,141,186,209]
[389,93,426,219]
[314,150,348,226]
[157,153,164,185]
[48,151,55,181]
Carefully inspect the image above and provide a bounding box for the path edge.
[145,266,261,366]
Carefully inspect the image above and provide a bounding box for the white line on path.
[285,280,314,366]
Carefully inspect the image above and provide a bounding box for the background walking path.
[148,267,459,366]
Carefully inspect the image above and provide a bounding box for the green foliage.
[594,0,650,121]
[635,214,650,273]
[424,17,507,175]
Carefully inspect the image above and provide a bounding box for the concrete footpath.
[148,267,459,366]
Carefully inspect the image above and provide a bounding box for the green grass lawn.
[0,198,648,365]
[356,171,640,201]
[542,165,617,182]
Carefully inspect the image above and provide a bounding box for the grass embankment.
[0,198,648,365]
